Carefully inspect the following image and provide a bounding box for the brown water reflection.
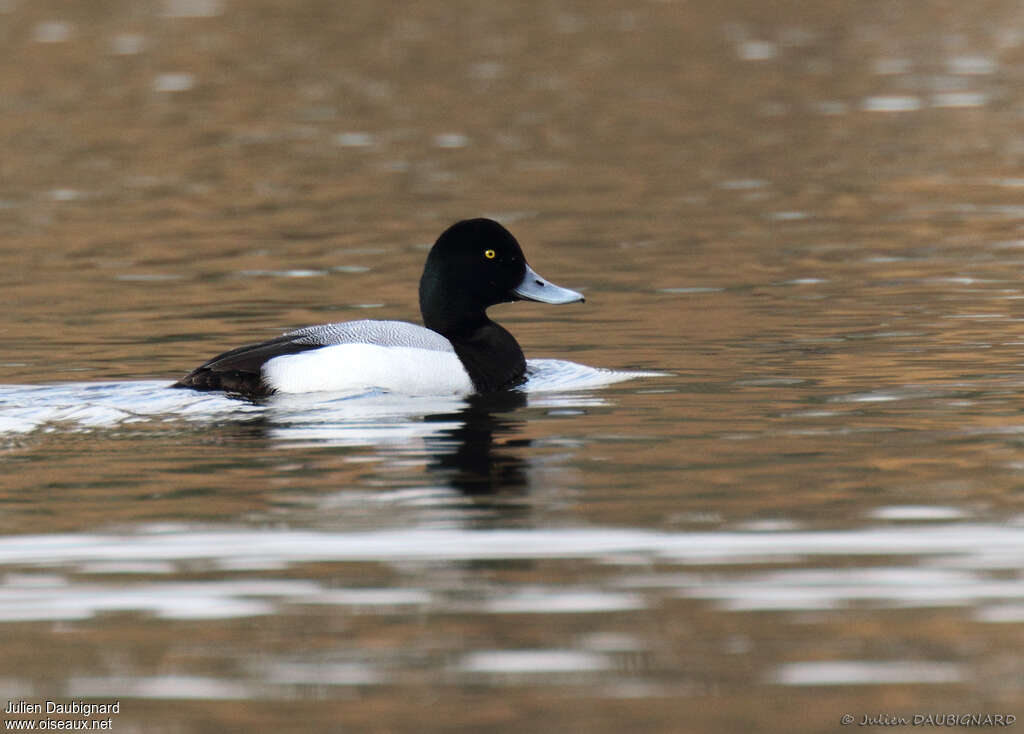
[2,0,1024,732]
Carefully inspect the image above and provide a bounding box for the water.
[2,1,1024,731]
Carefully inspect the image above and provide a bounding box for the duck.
[172,218,584,398]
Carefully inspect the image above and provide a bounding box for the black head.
[419,218,583,335]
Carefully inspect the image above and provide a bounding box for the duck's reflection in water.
[422,390,530,498]
[217,388,541,523]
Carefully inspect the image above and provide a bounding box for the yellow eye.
[484,249,496,259]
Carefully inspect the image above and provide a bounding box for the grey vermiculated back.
[286,320,455,352]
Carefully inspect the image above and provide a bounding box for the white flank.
[261,344,474,396]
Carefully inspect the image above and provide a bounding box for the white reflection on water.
[976,604,1024,623]
[110,32,146,55]
[32,21,74,43]
[862,95,922,112]
[0,577,318,621]
[65,666,383,701]
[946,56,997,75]
[70,675,250,701]
[0,521,1018,697]
[736,40,777,61]
[455,650,612,674]
[290,587,431,607]
[334,131,376,147]
[152,72,196,93]
[0,521,1020,621]
[931,91,989,108]
[868,505,967,521]
[481,589,646,614]
[772,661,965,686]
[59,652,603,702]
[0,523,1021,567]
[673,566,1024,611]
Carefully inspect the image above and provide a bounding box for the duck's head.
[419,218,583,333]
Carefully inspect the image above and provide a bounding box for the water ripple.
[0,359,657,437]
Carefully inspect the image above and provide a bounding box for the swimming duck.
[172,218,584,397]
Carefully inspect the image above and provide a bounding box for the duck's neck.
[451,320,528,393]
[424,311,526,392]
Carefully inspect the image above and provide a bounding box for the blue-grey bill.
[514,263,585,304]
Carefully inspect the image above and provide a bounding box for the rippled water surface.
[2,1,1024,732]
